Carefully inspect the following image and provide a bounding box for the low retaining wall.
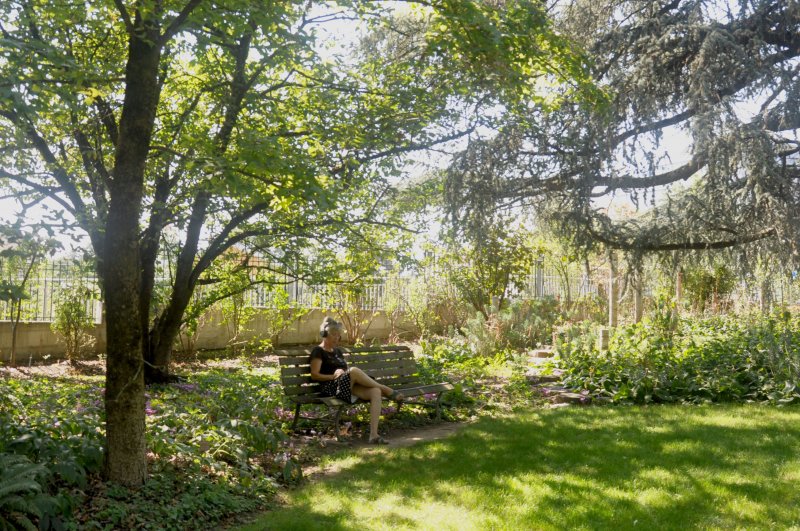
[0,309,407,363]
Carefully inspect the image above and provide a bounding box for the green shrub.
[558,311,800,404]
[461,297,563,357]
[50,286,96,364]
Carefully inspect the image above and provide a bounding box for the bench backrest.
[277,345,421,401]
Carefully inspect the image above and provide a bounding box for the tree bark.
[144,190,208,382]
[146,283,194,383]
[103,12,162,485]
[608,250,618,328]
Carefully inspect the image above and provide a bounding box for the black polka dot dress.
[319,373,355,403]
[311,346,357,403]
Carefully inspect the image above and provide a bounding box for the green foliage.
[444,222,538,319]
[50,285,96,364]
[248,288,309,352]
[681,264,737,313]
[401,265,468,339]
[461,297,563,357]
[1,365,299,529]
[0,453,49,531]
[0,227,60,366]
[325,279,379,347]
[414,336,537,415]
[559,311,800,404]
[215,269,261,356]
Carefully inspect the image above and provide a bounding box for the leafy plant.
[0,227,59,366]
[682,263,737,314]
[444,222,537,320]
[0,453,65,531]
[558,311,800,405]
[50,285,97,364]
[459,297,562,357]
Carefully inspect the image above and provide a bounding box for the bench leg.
[435,393,443,421]
[332,405,344,440]
[291,402,302,431]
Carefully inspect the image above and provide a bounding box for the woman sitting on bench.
[310,316,404,444]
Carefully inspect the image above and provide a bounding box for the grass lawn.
[241,404,800,530]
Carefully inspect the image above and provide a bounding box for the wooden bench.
[277,345,453,435]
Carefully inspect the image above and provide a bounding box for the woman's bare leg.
[352,385,382,440]
[348,367,403,400]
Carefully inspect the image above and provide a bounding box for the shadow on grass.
[244,404,800,530]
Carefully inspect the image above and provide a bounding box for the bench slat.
[280,359,418,379]
[278,355,313,367]
[345,351,414,363]
[353,360,418,375]
[340,345,411,354]
[280,365,313,377]
[279,350,414,368]
[283,384,323,396]
[281,374,316,386]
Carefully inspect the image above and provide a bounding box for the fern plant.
[0,453,47,531]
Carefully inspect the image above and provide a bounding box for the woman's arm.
[310,357,344,381]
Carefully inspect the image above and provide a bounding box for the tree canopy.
[0,0,593,484]
[445,0,800,266]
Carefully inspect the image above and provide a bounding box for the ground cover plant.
[0,366,289,529]
[243,404,800,530]
[557,310,800,405]
[0,347,524,529]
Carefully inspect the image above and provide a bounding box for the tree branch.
[590,225,777,251]
[160,0,205,45]
[0,168,76,213]
[595,157,706,190]
[113,0,134,34]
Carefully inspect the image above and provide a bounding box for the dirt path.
[300,421,469,479]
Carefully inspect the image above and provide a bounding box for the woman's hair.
[319,316,343,338]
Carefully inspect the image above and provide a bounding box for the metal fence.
[0,260,102,323]
[7,258,792,324]
[2,259,599,323]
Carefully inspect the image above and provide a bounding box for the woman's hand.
[333,368,345,379]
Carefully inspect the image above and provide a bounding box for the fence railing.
[0,261,103,323]
[1,259,604,323]
[10,258,795,324]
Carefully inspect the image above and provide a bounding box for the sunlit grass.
[242,404,800,530]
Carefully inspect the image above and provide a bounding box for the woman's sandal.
[368,436,389,445]
[388,390,405,401]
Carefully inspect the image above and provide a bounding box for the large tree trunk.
[103,14,162,485]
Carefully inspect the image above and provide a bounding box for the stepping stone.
[540,384,568,393]
[551,392,588,405]
[526,374,561,384]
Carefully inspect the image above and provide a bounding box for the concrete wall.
[197,308,397,347]
[0,321,108,364]
[0,309,404,363]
